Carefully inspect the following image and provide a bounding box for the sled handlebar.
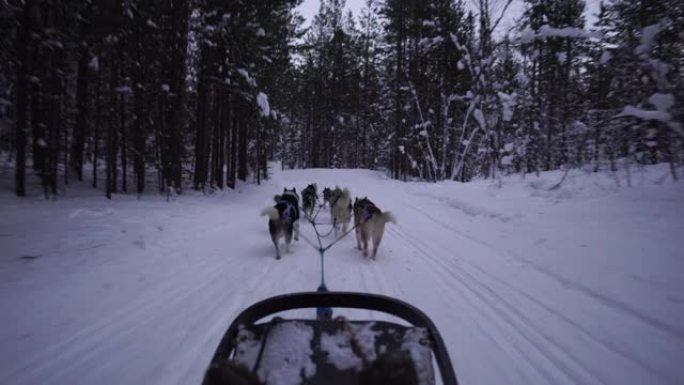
[208,291,458,385]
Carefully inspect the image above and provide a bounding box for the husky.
[260,188,300,259]
[353,197,396,259]
[301,183,318,219]
[322,187,332,208]
[330,187,352,236]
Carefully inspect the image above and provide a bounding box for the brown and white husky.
[330,187,352,236]
[353,197,396,259]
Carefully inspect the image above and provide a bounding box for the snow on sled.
[202,291,458,385]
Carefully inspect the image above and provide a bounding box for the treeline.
[0,0,298,197]
[279,0,683,181]
[1,0,682,199]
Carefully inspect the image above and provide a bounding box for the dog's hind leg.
[371,225,386,259]
[360,226,370,257]
[355,226,362,250]
[294,220,300,241]
[269,222,281,259]
[272,237,281,260]
[342,217,349,235]
[284,222,294,254]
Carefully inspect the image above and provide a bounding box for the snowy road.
[1,166,683,384]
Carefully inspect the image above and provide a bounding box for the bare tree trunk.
[14,1,33,197]
[93,69,100,189]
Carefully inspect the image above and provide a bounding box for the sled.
[202,291,458,385]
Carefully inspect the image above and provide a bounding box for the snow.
[0,164,683,385]
[320,331,363,371]
[115,86,131,94]
[498,92,516,122]
[257,92,270,118]
[401,328,435,385]
[234,328,262,369]
[237,68,257,87]
[255,322,316,385]
[648,93,674,112]
[500,154,514,166]
[88,56,99,71]
[635,18,669,56]
[473,108,485,129]
[617,105,671,123]
[520,25,602,44]
[348,322,379,363]
[233,321,316,385]
[600,50,612,65]
[35,138,47,148]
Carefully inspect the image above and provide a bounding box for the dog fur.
[330,187,352,236]
[301,183,318,219]
[322,187,332,208]
[353,197,396,259]
[261,188,300,259]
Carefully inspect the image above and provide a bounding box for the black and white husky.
[261,188,300,259]
[301,183,317,219]
[353,197,396,259]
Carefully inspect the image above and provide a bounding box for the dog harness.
[280,200,296,222]
[360,202,380,222]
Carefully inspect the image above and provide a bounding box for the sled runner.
[202,291,458,385]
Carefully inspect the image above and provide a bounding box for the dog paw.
[276,255,281,260]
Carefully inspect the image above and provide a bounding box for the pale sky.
[296,0,602,35]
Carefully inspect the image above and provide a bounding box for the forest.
[0,0,681,198]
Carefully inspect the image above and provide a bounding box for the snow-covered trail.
[1,166,682,385]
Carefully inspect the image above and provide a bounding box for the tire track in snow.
[4,260,231,384]
[384,226,556,384]
[387,225,605,385]
[406,202,684,342]
[395,200,678,384]
[382,225,559,380]
[455,253,674,383]
[3,243,281,385]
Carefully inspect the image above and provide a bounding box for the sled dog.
[260,188,300,259]
[322,187,333,208]
[330,187,352,236]
[353,197,396,259]
[301,183,318,219]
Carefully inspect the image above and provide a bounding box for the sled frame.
[207,291,458,385]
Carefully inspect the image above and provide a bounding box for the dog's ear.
[293,188,297,193]
[283,187,287,192]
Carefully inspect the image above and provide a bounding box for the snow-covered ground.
[0,164,682,385]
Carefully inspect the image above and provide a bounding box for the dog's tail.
[379,211,397,225]
[261,206,279,220]
[341,188,351,200]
